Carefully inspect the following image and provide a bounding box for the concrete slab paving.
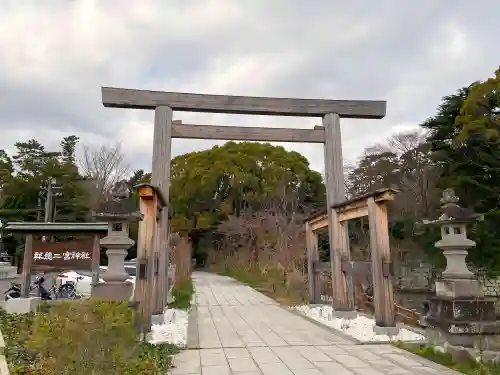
[170,272,461,375]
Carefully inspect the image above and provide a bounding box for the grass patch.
[217,264,308,306]
[168,277,194,310]
[0,300,180,375]
[394,342,500,375]
[218,268,263,288]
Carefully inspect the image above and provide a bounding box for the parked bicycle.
[56,274,84,299]
[29,274,55,300]
[4,273,83,301]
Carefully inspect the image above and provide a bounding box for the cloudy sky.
[1,0,499,174]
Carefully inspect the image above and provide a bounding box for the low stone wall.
[396,273,500,313]
[480,278,500,314]
[0,264,17,281]
[396,261,435,292]
[481,278,500,296]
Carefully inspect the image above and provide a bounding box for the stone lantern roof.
[93,181,141,222]
[423,188,484,226]
[438,188,483,222]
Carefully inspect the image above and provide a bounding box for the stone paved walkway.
[170,272,459,375]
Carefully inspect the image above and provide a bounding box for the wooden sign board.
[32,239,94,272]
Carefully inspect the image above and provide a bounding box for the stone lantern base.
[436,278,484,298]
[425,295,499,350]
[92,280,134,302]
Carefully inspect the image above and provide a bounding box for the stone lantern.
[92,181,141,300]
[424,188,499,351]
[434,188,483,292]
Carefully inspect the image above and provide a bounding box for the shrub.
[0,311,36,373]
[168,277,194,310]
[0,300,179,375]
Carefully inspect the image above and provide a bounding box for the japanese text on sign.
[31,239,94,271]
[33,251,90,261]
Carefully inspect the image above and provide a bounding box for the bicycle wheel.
[58,283,75,299]
[29,286,39,298]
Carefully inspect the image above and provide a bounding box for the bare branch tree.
[388,131,426,156]
[364,143,392,156]
[78,142,130,207]
[387,131,439,218]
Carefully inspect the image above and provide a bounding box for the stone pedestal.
[0,297,41,314]
[100,246,132,283]
[426,295,498,348]
[92,280,135,301]
[435,278,484,298]
[441,249,475,280]
[427,277,498,349]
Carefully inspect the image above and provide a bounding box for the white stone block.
[4,297,41,314]
[0,265,18,280]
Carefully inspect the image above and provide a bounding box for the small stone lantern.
[424,188,499,350]
[432,188,484,296]
[92,181,141,300]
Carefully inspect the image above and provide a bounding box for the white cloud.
[0,0,499,177]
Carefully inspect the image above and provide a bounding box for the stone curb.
[0,330,9,375]
[284,306,428,346]
[0,330,4,355]
[186,305,199,349]
[186,284,199,349]
[284,306,362,344]
[0,356,7,375]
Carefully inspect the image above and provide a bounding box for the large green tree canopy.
[0,137,88,220]
[420,68,500,274]
[168,142,325,233]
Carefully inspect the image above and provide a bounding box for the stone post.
[92,181,141,301]
[166,233,180,304]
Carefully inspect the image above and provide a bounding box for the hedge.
[0,300,179,375]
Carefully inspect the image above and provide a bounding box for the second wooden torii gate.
[305,188,398,328]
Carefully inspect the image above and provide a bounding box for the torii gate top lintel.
[101,86,387,119]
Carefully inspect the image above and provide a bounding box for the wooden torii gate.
[101,86,386,327]
[305,188,398,328]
